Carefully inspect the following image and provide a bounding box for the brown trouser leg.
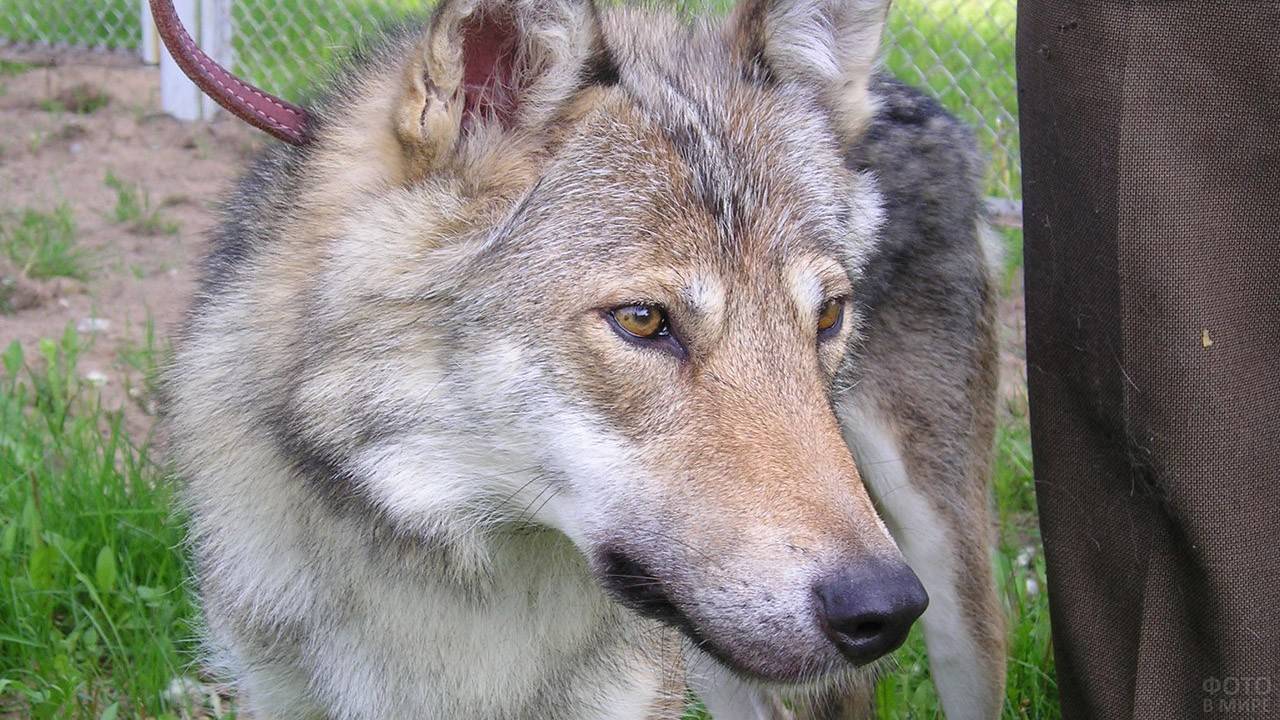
[1018,2,1280,718]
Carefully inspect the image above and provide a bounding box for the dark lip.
[595,546,691,626]
[592,546,832,684]
[597,567,748,677]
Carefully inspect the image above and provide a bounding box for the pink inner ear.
[460,7,522,132]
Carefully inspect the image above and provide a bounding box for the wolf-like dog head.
[180,0,927,692]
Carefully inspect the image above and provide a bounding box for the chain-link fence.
[0,0,139,51]
[1,0,1019,197]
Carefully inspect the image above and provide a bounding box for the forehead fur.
[618,8,862,249]
[486,8,878,277]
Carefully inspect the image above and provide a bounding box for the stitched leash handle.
[150,0,311,145]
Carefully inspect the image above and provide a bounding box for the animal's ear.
[730,0,890,140]
[393,0,611,171]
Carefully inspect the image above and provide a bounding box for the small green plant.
[1000,227,1024,293]
[1,206,88,281]
[27,130,46,154]
[104,172,181,237]
[0,58,37,99]
[0,276,15,314]
[117,317,170,415]
[38,83,110,115]
[0,59,36,76]
[105,171,142,224]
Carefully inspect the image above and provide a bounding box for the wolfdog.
[158,0,1005,715]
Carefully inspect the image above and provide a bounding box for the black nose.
[815,559,929,665]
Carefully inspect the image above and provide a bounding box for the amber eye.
[817,298,845,336]
[610,304,669,339]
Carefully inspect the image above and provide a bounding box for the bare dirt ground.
[0,53,265,434]
[1,55,1027,436]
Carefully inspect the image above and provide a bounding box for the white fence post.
[199,0,234,119]
[140,0,161,64]
[155,0,235,122]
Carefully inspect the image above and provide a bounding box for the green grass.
[0,0,138,50]
[997,226,1024,293]
[116,316,171,423]
[0,329,198,719]
[1,206,89,281]
[104,172,181,237]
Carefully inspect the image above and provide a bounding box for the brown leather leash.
[150,0,312,145]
